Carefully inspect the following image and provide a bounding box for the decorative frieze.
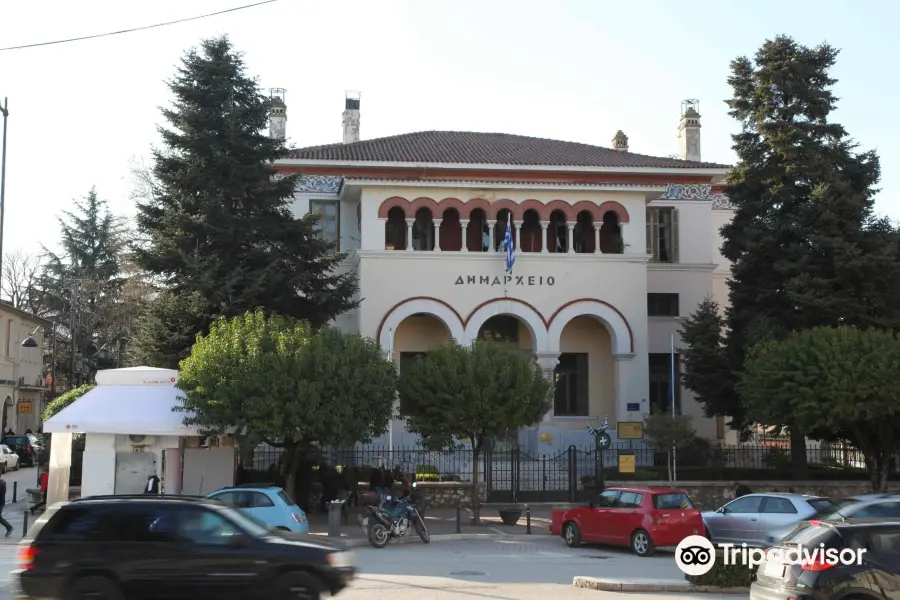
[272,173,343,194]
[659,184,734,210]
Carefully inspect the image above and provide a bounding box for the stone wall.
[605,480,888,510]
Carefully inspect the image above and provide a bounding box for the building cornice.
[345,178,669,193]
[274,158,730,177]
[356,250,651,264]
[647,263,718,272]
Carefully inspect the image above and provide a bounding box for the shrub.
[685,550,756,588]
[416,464,440,482]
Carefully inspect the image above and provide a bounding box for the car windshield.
[277,490,295,506]
[782,523,844,549]
[814,498,860,520]
[214,505,270,537]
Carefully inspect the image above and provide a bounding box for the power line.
[0,0,279,52]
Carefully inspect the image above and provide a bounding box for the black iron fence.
[246,441,883,503]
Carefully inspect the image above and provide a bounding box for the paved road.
[338,538,745,600]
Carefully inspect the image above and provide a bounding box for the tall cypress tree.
[132,36,358,366]
[680,36,898,473]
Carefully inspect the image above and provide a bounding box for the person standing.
[30,466,48,514]
[0,474,13,537]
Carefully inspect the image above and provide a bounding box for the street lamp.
[22,323,57,398]
[0,97,7,299]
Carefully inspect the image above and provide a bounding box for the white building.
[272,92,735,452]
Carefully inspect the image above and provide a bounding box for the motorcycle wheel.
[414,516,430,544]
[367,520,391,548]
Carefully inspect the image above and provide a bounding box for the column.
[619,222,629,254]
[487,220,497,252]
[433,219,442,252]
[460,220,469,252]
[593,223,601,253]
[535,354,560,422]
[515,222,522,251]
[613,352,642,426]
[567,223,575,253]
[405,219,414,251]
[540,221,550,253]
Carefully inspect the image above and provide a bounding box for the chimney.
[342,91,361,144]
[678,99,701,162]
[611,130,629,152]
[268,88,287,140]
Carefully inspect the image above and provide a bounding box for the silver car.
[702,493,834,547]
[765,495,900,544]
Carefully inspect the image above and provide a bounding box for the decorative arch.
[547,299,634,356]
[598,201,630,223]
[378,196,411,219]
[543,199,574,220]
[515,199,545,220]
[571,201,599,220]
[463,298,549,352]
[377,297,465,352]
[409,197,439,215]
[437,197,467,218]
[461,198,492,219]
[487,199,518,220]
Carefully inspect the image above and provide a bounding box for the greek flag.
[504,213,515,273]
[599,416,609,431]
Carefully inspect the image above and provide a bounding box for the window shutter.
[645,209,655,258]
[671,208,680,263]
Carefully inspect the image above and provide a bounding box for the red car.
[549,486,703,557]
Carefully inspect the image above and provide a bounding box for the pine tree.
[41,188,126,386]
[131,36,357,365]
[682,36,899,470]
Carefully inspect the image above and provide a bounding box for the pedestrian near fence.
[0,473,14,537]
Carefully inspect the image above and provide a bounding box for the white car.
[0,445,20,473]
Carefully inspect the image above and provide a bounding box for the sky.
[1,0,898,256]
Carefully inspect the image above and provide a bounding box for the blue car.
[207,484,309,534]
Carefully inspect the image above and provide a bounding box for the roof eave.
[344,179,670,193]
[274,158,731,176]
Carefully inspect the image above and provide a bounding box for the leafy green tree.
[398,342,552,524]
[682,36,898,472]
[42,384,95,422]
[176,310,396,498]
[643,412,696,482]
[739,327,900,491]
[132,36,357,362]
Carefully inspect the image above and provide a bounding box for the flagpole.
[670,332,677,482]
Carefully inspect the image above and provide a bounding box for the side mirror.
[717,506,728,514]
[588,500,595,509]
[226,533,248,548]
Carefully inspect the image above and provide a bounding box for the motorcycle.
[362,481,430,548]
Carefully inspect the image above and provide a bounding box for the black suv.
[752,519,900,600]
[14,495,355,600]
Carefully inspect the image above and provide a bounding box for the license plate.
[763,561,785,578]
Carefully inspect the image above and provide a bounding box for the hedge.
[685,550,757,588]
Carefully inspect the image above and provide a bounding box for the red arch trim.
[547,298,635,354]
[598,201,630,223]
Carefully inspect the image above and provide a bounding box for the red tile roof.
[284,131,730,169]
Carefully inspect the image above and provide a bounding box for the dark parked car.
[3,435,39,467]
[752,519,900,600]
[14,495,355,600]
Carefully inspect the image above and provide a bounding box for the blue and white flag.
[504,213,516,273]
[599,416,609,431]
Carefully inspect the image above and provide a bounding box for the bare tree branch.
[1,250,50,316]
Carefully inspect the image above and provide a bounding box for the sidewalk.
[306,505,556,542]
[0,501,37,545]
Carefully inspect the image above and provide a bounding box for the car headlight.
[327,551,355,568]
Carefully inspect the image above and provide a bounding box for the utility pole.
[70,284,77,389]
[0,97,8,301]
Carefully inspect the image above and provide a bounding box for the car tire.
[67,576,123,600]
[631,529,655,557]
[275,526,290,531]
[0,463,6,475]
[564,522,582,548]
[274,571,322,600]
